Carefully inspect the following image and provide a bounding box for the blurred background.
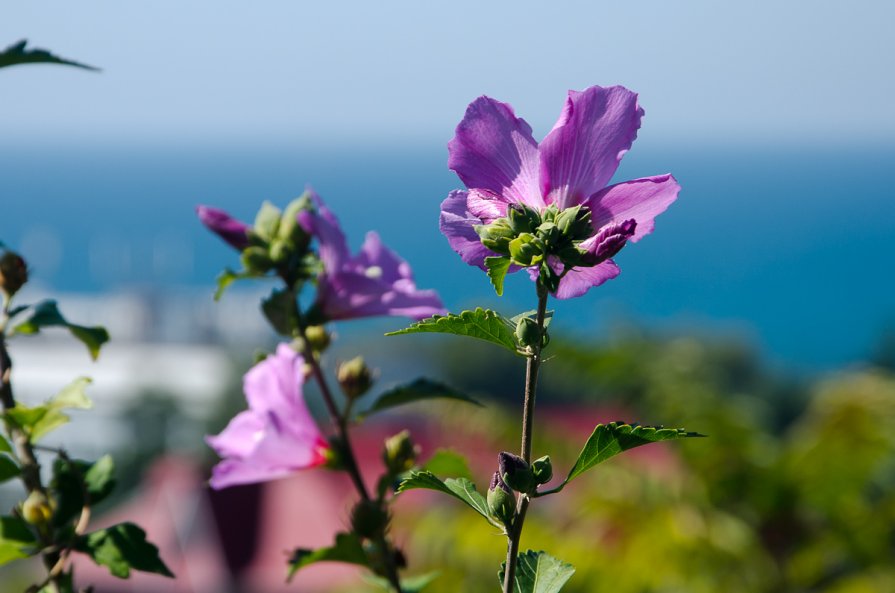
[2,1,894,591]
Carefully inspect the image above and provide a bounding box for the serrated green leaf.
[365,571,440,592]
[0,455,20,483]
[485,256,512,296]
[0,39,99,71]
[397,471,503,530]
[76,522,173,578]
[12,300,109,360]
[386,308,520,355]
[261,288,297,336]
[539,422,704,496]
[361,378,482,418]
[49,377,93,410]
[287,532,368,581]
[423,449,473,481]
[51,455,116,527]
[498,550,575,593]
[0,515,37,566]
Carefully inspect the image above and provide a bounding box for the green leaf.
[423,449,474,481]
[287,532,368,581]
[0,455,20,483]
[485,256,512,296]
[49,377,93,410]
[0,39,99,71]
[498,550,575,593]
[261,288,297,336]
[0,515,37,566]
[12,301,109,360]
[51,455,116,527]
[0,436,11,454]
[76,522,173,578]
[396,471,503,530]
[386,308,521,355]
[365,571,441,592]
[361,378,482,418]
[4,378,95,442]
[36,571,74,593]
[539,422,704,496]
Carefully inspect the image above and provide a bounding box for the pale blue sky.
[2,1,894,146]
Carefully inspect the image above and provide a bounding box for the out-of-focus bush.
[392,332,895,593]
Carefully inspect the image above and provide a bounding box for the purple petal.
[466,189,510,224]
[208,458,295,490]
[439,190,497,270]
[355,232,410,285]
[300,196,350,271]
[448,96,543,209]
[196,205,251,250]
[539,86,644,209]
[579,219,637,265]
[528,257,621,299]
[587,174,680,242]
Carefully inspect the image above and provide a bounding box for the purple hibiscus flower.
[206,343,329,489]
[299,192,446,321]
[440,85,680,299]
[196,205,251,251]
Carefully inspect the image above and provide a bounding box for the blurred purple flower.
[440,85,680,299]
[206,343,329,489]
[300,192,445,321]
[196,205,251,250]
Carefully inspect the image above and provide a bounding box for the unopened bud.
[475,220,515,255]
[555,205,593,241]
[269,238,290,263]
[498,452,536,494]
[508,233,543,267]
[487,471,516,527]
[278,194,313,249]
[22,491,53,525]
[240,246,274,274]
[0,250,28,297]
[515,317,541,349]
[304,325,331,353]
[253,201,282,242]
[506,204,540,235]
[531,455,553,485]
[350,499,390,539]
[382,430,418,475]
[337,356,374,399]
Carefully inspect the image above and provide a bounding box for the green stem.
[502,283,549,593]
[1,297,63,593]
[284,287,403,593]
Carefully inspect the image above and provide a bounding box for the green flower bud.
[498,452,536,494]
[506,204,541,234]
[541,204,559,223]
[487,471,516,527]
[240,246,274,274]
[350,499,390,539]
[555,205,593,241]
[253,201,282,241]
[269,238,291,263]
[508,233,543,267]
[515,317,541,349]
[337,356,374,400]
[304,325,331,353]
[382,430,419,475]
[278,194,312,247]
[536,221,561,247]
[531,455,553,485]
[0,250,28,298]
[22,491,53,526]
[475,220,515,256]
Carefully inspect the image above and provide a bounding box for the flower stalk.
[502,282,549,593]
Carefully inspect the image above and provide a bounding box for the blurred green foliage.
[390,331,895,593]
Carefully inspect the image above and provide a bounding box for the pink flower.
[206,344,329,489]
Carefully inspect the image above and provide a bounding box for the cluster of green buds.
[475,204,594,292]
[488,452,554,528]
[241,195,316,280]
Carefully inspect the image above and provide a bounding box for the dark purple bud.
[197,205,252,251]
[582,218,637,265]
[0,249,28,297]
[489,470,512,495]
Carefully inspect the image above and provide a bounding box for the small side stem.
[502,283,549,593]
[285,289,403,593]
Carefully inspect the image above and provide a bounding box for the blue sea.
[1,141,893,371]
